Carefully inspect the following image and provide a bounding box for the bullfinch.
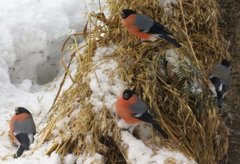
[9,107,36,158]
[115,89,168,139]
[121,9,181,48]
[209,59,231,108]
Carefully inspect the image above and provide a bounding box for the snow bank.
[87,46,125,112]
[0,0,105,162]
[1,153,61,164]
[0,0,105,85]
[122,131,195,164]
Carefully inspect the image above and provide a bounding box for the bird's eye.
[123,93,130,99]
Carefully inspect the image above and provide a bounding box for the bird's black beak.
[15,108,19,115]
[121,11,126,18]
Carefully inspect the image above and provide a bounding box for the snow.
[190,78,203,94]
[122,131,195,164]
[166,49,202,94]
[159,0,177,14]
[0,0,106,162]
[0,0,195,163]
[63,154,77,164]
[56,116,71,130]
[165,49,180,67]
[1,152,61,164]
[17,79,33,92]
[87,46,125,112]
[77,153,103,164]
[0,0,106,85]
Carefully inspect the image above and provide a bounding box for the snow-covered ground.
[0,0,195,163]
[0,0,105,163]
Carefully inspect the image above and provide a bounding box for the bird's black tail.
[15,133,30,158]
[151,121,169,139]
[159,34,181,48]
[217,91,224,108]
[15,145,26,158]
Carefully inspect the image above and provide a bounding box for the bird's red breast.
[122,14,152,40]
[115,94,141,124]
[9,113,31,144]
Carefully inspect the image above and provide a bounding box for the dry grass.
[36,0,229,163]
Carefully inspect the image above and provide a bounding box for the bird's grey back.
[211,64,231,84]
[13,116,36,135]
[135,14,154,32]
[130,97,149,117]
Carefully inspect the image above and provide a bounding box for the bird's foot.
[120,126,132,133]
[13,154,18,158]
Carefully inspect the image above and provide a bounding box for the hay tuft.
[37,0,229,163]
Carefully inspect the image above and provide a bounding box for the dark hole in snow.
[9,38,68,85]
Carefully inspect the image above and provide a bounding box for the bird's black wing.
[147,21,173,35]
[216,90,224,108]
[132,111,169,139]
[222,84,229,93]
[151,121,169,139]
[15,133,30,149]
[133,110,153,124]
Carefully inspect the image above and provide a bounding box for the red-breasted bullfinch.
[121,9,181,48]
[209,59,231,108]
[9,107,36,158]
[115,89,168,139]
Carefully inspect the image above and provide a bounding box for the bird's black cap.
[221,59,230,67]
[121,9,136,19]
[15,107,32,115]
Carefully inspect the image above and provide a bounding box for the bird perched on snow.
[121,9,181,48]
[209,59,231,108]
[115,89,168,139]
[9,107,36,158]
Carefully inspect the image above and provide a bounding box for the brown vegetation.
[36,0,230,163]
